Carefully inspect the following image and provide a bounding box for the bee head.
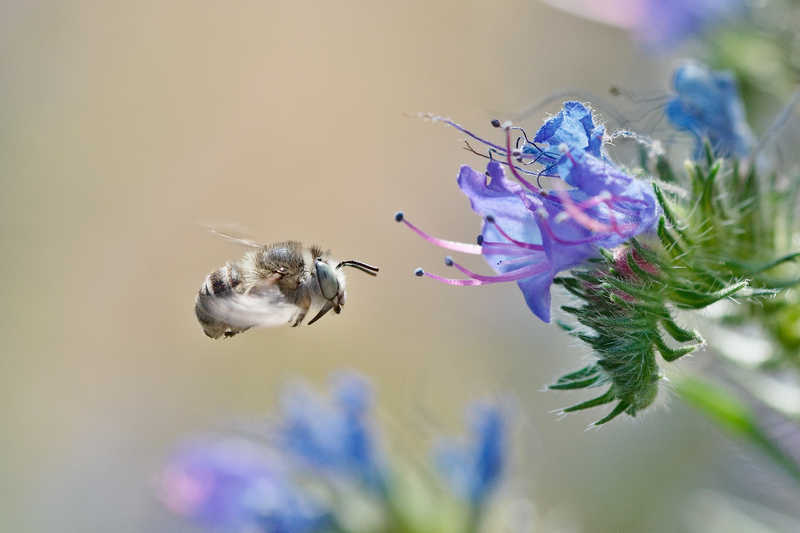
[315,259,340,301]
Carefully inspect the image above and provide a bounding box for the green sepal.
[562,389,616,412]
[554,319,574,332]
[652,184,686,241]
[625,247,662,283]
[593,400,631,425]
[549,365,604,390]
[659,316,704,344]
[657,217,687,258]
[655,156,676,183]
[699,160,721,220]
[703,140,715,168]
[651,335,700,362]
[671,280,749,309]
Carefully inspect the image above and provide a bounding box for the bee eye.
[315,260,339,300]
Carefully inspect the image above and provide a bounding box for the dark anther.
[486,214,495,223]
[395,211,404,222]
[444,256,454,266]
[414,268,424,277]
[491,119,501,128]
[477,235,484,245]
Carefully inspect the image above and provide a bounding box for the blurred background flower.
[159,371,518,533]
[158,437,331,532]
[542,0,747,51]
[665,61,754,157]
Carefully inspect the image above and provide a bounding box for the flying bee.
[195,232,379,339]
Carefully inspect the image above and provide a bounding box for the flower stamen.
[395,212,482,254]
[502,125,543,193]
[484,215,545,251]
[410,113,506,153]
[416,257,550,286]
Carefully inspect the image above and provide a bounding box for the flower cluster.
[402,60,800,424]
[158,371,513,533]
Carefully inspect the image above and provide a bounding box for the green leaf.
[677,376,760,437]
[677,376,800,485]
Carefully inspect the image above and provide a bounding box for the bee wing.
[203,227,264,248]
[202,282,298,328]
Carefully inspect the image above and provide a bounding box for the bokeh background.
[3,1,800,532]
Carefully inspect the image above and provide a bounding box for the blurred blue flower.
[633,0,745,50]
[434,402,508,506]
[666,61,754,158]
[277,370,386,490]
[543,0,746,51]
[403,102,659,322]
[158,437,330,533]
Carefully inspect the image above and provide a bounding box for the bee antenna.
[337,260,379,276]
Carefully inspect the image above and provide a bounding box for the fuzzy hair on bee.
[195,234,378,339]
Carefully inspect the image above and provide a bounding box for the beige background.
[2,1,798,532]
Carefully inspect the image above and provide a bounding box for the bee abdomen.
[200,262,244,297]
[196,262,249,339]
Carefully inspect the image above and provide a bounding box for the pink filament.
[536,213,605,245]
[426,258,550,285]
[422,272,484,286]
[553,150,643,237]
[551,179,615,233]
[537,210,636,246]
[485,218,545,252]
[399,218,482,254]
[481,241,538,256]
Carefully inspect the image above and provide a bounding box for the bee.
[195,232,379,339]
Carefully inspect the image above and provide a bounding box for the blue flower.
[530,100,606,163]
[158,437,330,533]
[666,61,754,158]
[276,370,386,490]
[401,102,660,322]
[433,402,507,506]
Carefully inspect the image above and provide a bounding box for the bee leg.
[291,305,310,327]
[307,302,335,325]
[308,302,338,326]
